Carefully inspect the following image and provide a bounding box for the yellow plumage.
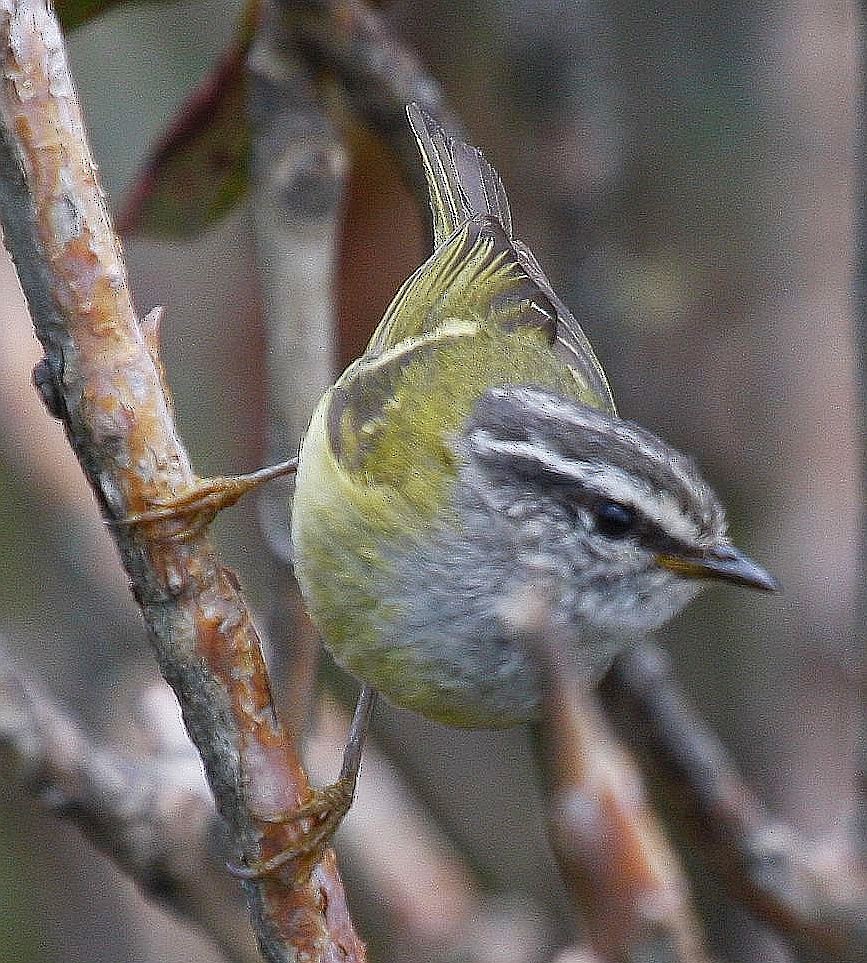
[291,105,616,724]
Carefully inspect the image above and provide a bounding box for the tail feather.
[406,103,513,246]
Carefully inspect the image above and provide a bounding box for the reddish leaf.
[118,33,252,238]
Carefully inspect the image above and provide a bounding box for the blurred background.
[0,1,860,961]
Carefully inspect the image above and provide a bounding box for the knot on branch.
[32,355,65,419]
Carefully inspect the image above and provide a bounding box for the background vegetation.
[0,1,860,961]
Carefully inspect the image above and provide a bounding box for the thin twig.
[0,2,364,960]
[599,644,867,963]
[0,639,259,963]
[503,588,712,963]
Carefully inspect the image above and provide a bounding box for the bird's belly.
[290,398,539,726]
[357,598,543,728]
[290,401,619,727]
[298,534,544,727]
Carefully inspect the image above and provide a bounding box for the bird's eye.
[593,500,636,538]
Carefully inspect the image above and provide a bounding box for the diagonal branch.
[505,589,712,963]
[0,2,364,960]
[599,644,867,963]
[0,639,259,963]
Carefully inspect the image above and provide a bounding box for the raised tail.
[406,103,513,247]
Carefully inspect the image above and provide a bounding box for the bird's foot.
[227,687,378,880]
[116,459,297,541]
[227,778,357,880]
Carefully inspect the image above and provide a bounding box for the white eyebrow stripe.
[469,431,701,542]
[502,387,706,498]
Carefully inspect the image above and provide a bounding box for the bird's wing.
[330,220,615,499]
[364,103,615,414]
[366,216,559,351]
[511,238,613,405]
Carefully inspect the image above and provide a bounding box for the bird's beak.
[657,544,778,592]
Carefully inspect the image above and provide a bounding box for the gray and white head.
[457,386,776,639]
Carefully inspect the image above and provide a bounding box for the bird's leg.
[228,686,378,880]
[116,457,298,540]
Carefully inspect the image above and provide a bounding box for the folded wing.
[365,104,615,415]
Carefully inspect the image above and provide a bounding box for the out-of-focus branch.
[4,620,550,963]
[274,0,460,201]
[246,0,454,732]
[0,639,259,963]
[599,644,867,963]
[246,0,344,737]
[0,2,363,960]
[504,589,711,963]
[309,696,556,963]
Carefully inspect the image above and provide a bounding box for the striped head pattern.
[455,386,772,639]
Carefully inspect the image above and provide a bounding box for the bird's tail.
[406,103,513,247]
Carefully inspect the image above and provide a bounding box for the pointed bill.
[657,545,778,592]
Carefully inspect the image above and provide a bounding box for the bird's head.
[457,386,776,639]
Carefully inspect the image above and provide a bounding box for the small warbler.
[129,105,776,876]
[290,104,776,729]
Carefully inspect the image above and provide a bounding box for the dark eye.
[593,499,636,538]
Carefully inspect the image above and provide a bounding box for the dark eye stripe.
[468,429,715,549]
[468,390,728,542]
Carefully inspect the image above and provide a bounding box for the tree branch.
[0,2,364,960]
[246,0,344,739]
[0,639,259,963]
[274,0,461,204]
[504,589,712,963]
[599,644,867,963]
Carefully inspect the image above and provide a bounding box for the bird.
[127,105,775,875]
[289,103,775,730]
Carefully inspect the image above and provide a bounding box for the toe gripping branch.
[115,459,299,540]
[228,686,378,880]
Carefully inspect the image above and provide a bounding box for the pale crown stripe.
[469,430,701,542]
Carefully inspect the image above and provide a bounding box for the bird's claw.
[115,459,298,541]
[227,777,356,880]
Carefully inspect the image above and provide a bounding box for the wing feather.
[398,104,615,414]
[330,106,617,489]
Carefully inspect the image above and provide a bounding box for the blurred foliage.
[0,800,46,963]
[0,0,859,961]
[117,45,250,238]
[57,0,192,31]
[116,0,258,237]
[56,0,145,31]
